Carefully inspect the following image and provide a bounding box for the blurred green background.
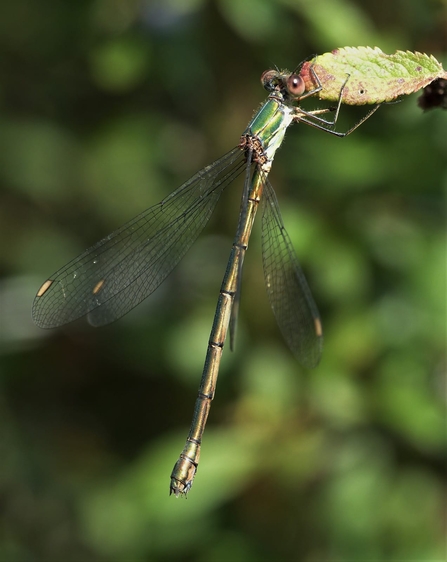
[0,0,445,560]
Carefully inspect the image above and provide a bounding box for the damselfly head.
[261,69,306,99]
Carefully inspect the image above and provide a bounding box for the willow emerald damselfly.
[33,63,379,496]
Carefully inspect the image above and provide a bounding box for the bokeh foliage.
[0,0,445,560]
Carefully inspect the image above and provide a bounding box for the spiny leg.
[294,66,381,137]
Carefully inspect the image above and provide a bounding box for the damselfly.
[33,62,379,496]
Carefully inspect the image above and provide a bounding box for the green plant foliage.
[0,0,445,560]
[300,47,447,104]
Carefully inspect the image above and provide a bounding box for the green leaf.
[299,46,447,105]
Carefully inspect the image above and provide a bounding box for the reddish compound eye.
[261,69,278,91]
[286,74,305,97]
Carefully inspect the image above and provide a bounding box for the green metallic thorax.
[244,96,294,171]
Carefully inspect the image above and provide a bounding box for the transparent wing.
[261,179,323,368]
[33,147,246,328]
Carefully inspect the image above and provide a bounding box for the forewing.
[33,148,246,328]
